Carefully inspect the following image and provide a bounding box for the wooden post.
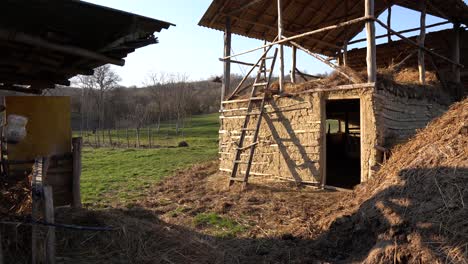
[107,129,112,146]
[221,16,231,108]
[148,127,151,148]
[453,23,461,83]
[278,0,285,92]
[136,128,140,148]
[365,0,377,83]
[418,1,426,85]
[72,137,82,208]
[0,229,3,264]
[343,41,348,67]
[43,186,56,264]
[126,128,130,148]
[387,4,392,43]
[291,46,297,83]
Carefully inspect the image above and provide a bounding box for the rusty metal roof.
[0,0,174,92]
[199,0,468,57]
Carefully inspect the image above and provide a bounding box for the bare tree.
[75,65,121,130]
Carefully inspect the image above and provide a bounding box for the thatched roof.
[199,0,468,57]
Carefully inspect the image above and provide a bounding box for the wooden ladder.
[229,48,278,188]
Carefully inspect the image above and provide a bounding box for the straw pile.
[0,177,31,218]
[317,98,468,263]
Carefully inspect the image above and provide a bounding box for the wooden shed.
[199,0,466,189]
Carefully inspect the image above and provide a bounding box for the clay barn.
[199,0,467,189]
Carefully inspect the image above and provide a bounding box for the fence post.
[136,128,140,148]
[43,186,56,264]
[72,137,82,208]
[148,127,151,148]
[126,128,130,148]
[108,129,112,146]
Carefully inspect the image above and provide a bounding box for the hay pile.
[51,208,223,264]
[317,98,468,263]
[0,177,31,218]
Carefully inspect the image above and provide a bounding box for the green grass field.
[80,113,219,207]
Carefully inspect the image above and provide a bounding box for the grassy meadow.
[79,113,220,207]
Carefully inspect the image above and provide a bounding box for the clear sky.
[83,0,460,87]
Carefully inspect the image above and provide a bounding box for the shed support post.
[222,16,232,108]
[343,41,348,67]
[291,46,297,83]
[387,4,392,43]
[453,23,461,83]
[365,0,377,83]
[418,1,427,85]
[277,0,284,92]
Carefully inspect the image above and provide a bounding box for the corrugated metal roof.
[0,0,174,91]
[199,0,468,57]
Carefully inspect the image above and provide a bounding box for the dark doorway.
[325,99,361,189]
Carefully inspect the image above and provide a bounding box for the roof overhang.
[199,0,468,57]
[0,0,175,93]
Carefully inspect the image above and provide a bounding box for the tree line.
[49,65,228,133]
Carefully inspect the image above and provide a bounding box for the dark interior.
[325,99,361,189]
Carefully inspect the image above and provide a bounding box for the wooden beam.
[365,0,377,83]
[291,46,297,83]
[387,4,392,43]
[228,14,341,49]
[226,0,265,15]
[290,41,357,83]
[418,1,427,85]
[348,21,451,45]
[219,58,257,67]
[0,84,42,94]
[343,41,348,67]
[374,19,464,68]
[222,16,232,105]
[223,16,370,60]
[0,29,125,66]
[278,0,284,92]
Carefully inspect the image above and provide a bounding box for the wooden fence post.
[72,138,82,208]
[126,128,130,148]
[418,1,426,85]
[0,229,3,264]
[43,186,56,264]
[148,127,151,148]
[107,129,112,146]
[136,128,140,148]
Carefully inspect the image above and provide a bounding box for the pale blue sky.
[84,0,461,87]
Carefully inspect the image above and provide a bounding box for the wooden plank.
[365,0,377,83]
[43,186,56,264]
[387,4,392,43]
[72,138,82,208]
[418,1,426,85]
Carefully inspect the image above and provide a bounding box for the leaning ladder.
[229,48,278,187]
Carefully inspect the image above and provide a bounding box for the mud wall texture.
[220,93,322,184]
[373,90,448,149]
[220,86,379,184]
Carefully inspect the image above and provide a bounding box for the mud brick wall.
[373,90,448,148]
[219,93,322,184]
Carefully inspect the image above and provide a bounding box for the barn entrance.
[325,99,361,189]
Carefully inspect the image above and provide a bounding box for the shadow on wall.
[263,98,321,184]
[1,167,466,263]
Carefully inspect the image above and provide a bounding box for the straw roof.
[199,0,468,57]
